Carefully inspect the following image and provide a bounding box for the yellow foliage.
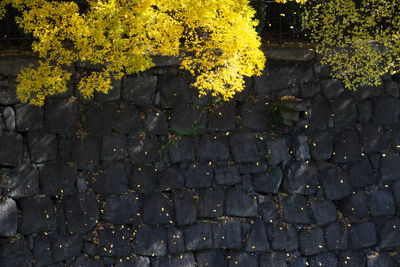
[0,0,266,105]
[303,0,400,89]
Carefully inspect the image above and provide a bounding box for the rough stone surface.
[1,53,400,266]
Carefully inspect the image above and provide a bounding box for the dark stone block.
[144,110,168,135]
[45,98,77,136]
[354,85,384,101]
[0,132,23,166]
[196,250,227,267]
[331,92,357,128]
[27,132,57,163]
[239,160,269,174]
[71,137,101,170]
[348,159,378,188]
[208,101,237,131]
[167,227,185,254]
[90,162,129,194]
[255,60,313,94]
[310,131,333,161]
[0,198,17,237]
[225,188,258,217]
[4,163,40,198]
[112,104,142,134]
[158,254,196,267]
[373,96,400,125]
[158,73,192,108]
[240,100,269,132]
[325,222,350,251]
[228,253,259,267]
[170,106,206,135]
[259,253,288,267]
[33,236,52,266]
[73,255,105,267]
[143,192,174,225]
[385,79,400,97]
[168,137,195,163]
[102,192,140,224]
[229,133,260,163]
[115,255,150,267]
[83,103,117,136]
[301,81,320,99]
[215,165,241,185]
[197,188,224,218]
[320,167,352,200]
[96,227,131,256]
[197,134,230,162]
[101,135,127,162]
[282,161,318,195]
[58,137,72,161]
[380,153,400,181]
[173,190,197,226]
[394,180,400,209]
[38,162,76,196]
[135,225,167,256]
[128,136,160,165]
[253,168,282,194]
[339,191,369,220]
[0,238,32,267]
[366,252,396,267]
[212,219,242,249]
[50,233,83,262]
[320,79,345,99]
[338,251,365,267]
[358,100,372,123]
[15,104,43,131]
[350,222,377,249]
[369,190,395,217]
[311,199,337,226]
[159,166,185,191]
[310,252,338,267]
[259,196,278,223]
[281,194,312,224]
[64,191,99,234]
[2,107,15,132]
[334,128,361,163]
[379,217,400,249]
[122,73,157,106]
[184,223,213,251]
[129,166,158,193]
[19,197,56,234]
[299,227,325,256]
[0,84,19,105]
[245,219,270,252]
[270,225,298,251]
[295,135,310,161]
[362,124,389,154]
[185,163,213,188]
[265,137,291,166]
[290,257,307,267]
[310,96,330,131]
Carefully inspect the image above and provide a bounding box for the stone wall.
[0,48,400,267]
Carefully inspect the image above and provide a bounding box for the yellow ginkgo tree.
[0,0,267,105]
[302,0,399,89]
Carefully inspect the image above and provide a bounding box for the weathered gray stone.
[333,128,361,163]
[15,104,44,132]
[295,135,310,161]
[373,96,400,125]
[0,198,17,237]
[2,107,15,131]
[255,60,313,95]
[331,92,357,128]
[265,137,291,166]
[380,152,400,181]
[320,79,345,99]
[0,132,23,166]
[122,73,157,106]
[310,131,333,161]
[309,96,330,131]
[283,161,318,195]
[253,167,282,194]
[320,167,352,200]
